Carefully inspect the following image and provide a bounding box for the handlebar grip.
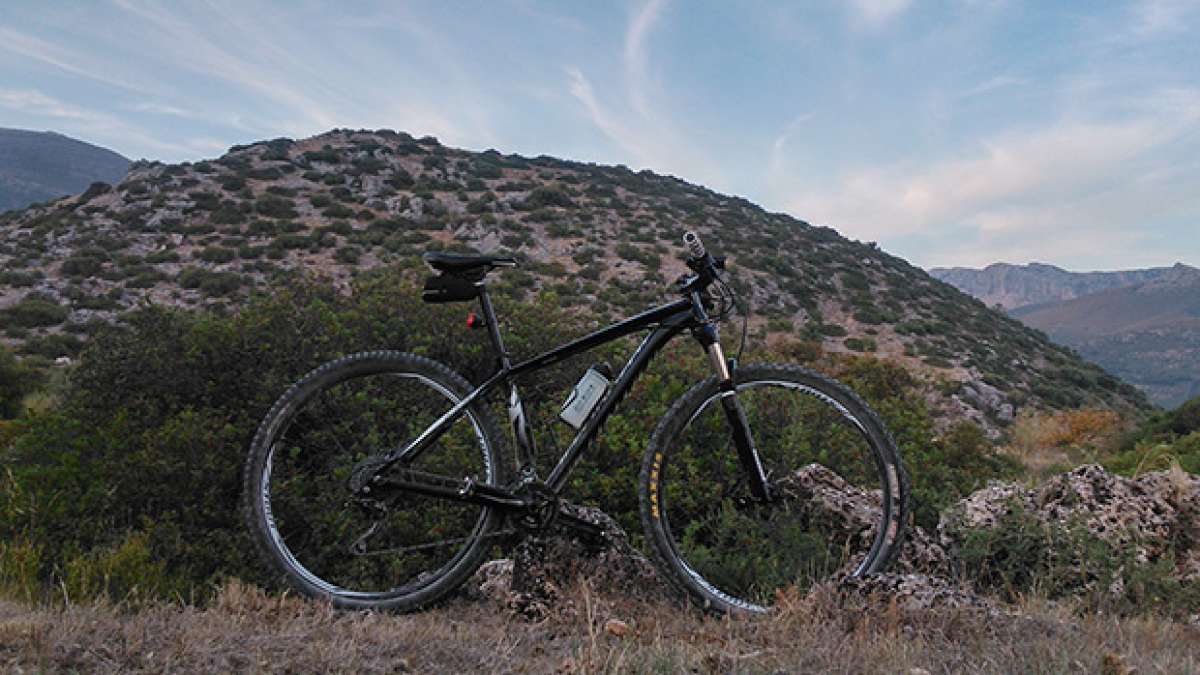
[683,231,706,258]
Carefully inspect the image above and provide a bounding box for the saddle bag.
[422,274,478,303]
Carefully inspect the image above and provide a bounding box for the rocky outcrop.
[939,464,1200,579]
[466,464,1199,617]
[774,464,949,575]
[463,504,666,618]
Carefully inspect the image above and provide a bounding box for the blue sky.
[1,1,1198,270]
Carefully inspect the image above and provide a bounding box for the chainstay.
[352,528,517,557]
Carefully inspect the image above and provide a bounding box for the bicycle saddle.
[422,251,518,275]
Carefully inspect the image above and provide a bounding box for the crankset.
[508,479,608,545]
[511,481,559,533]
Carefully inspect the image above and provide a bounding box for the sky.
[1,0,1198,271]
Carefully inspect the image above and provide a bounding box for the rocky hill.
[929,262,1181,311]
[0,128,130,213]
[1012,265,1200,408]
[0,129,1151,427]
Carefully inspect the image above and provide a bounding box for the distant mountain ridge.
[0,128,130,213]
[928,262,1183,310]
[933,262,1200,408]
[1012,265,1200,408]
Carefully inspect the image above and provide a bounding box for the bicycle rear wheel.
[242,351,507,611]
[639,363,908,615]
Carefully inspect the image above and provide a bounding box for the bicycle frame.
[373,280,770,510]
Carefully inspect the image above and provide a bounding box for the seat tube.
[477,286,537,472]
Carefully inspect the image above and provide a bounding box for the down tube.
[546,323,685,493]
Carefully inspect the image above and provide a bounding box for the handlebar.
[681,230,724,278]
[681,231,747,357]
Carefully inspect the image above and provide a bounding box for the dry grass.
[1004,409,1128,479]
[2,580,1198,674]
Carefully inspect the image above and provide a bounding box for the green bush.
[322,204,355,219]
[0,345,44,419]
[0,272,593,602]
[957,503,1200,617]
[60,255,105,278]
[3,294,69,328]
[0,269,1021,604]
[255,196,298,219]
[197,246,237,263]
[522,184,575,209]
[177,268,244,297]
[21,333,84,359]
[333,245,361,264]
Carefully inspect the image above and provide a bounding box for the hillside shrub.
[0,269,1020,603]
[197,246,237,263]
[0,272,591,602]
[3,295,69,328]
[60,255,105,278]
[255,196,298,219]
[523,184,576,210]
[0,346,43,419]
[957,503,1200,617]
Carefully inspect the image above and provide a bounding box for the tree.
[0,345,41,418]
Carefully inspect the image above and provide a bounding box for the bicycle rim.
[258,367,496,600]
[653,375,900,613]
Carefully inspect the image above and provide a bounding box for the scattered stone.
[603,618,631,637]
[835,573,996,613]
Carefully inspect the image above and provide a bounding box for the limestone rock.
[1035,464,1176,563]
[775,464,949,575]
[939,464,1200,581]
[464,503,666,619]
[835,572,997,613]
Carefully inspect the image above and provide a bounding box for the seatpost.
[476,286,510,370]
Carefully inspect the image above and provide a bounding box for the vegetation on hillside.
[1,270,1018,605]
[0,129,1151,433]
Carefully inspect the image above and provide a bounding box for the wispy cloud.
[127,101,198,119]
[564,0,724,186]
[0,26,151,95]
[767,112,815,182]
[0,88,219,158]
[783,87,1200,255]
[624,0,668,118]
[112,0,339,131]
[565,66,648,163]
[1131,0,1200,38]
[0,89,97,121]
[961,75,1027,99]
[848,0,913,29]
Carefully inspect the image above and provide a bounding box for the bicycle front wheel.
[639,363,908,615]
[242,351,507,611]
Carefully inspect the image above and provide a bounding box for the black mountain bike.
[243,231,909,615]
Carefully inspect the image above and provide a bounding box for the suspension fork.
[689,295,772,502]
